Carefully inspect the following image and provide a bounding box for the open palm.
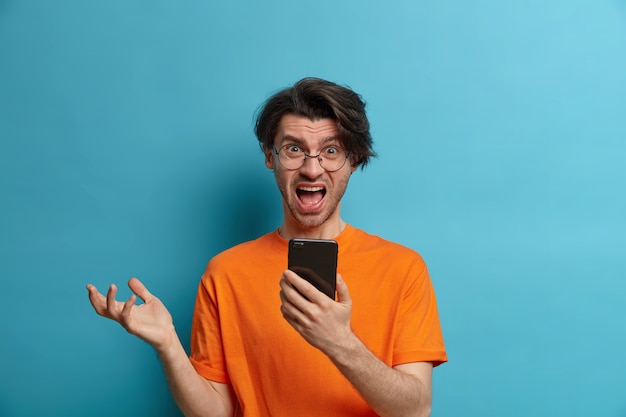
[86,278,175,351]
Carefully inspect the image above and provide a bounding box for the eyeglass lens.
[276,145,347,172]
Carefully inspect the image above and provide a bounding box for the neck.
[279,217,347,241]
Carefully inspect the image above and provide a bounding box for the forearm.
[328,334,431,417]
[156,329,233,417]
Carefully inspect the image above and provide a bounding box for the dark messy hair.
[254,77,376,169]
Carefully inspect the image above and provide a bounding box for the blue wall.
[1,1,625,416]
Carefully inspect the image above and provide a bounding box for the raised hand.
[86,278,176,352]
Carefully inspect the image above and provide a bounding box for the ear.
[265,148,275,170]
[350,155,359,173]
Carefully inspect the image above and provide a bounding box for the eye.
[322,146,340,157]
[284,144,303,155]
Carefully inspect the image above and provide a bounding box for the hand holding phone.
[288,238,338,299]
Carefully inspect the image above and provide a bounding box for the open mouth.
[296,186,326,206]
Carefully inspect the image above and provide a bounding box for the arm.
[86,278,236,417]
[279,271,432,417]
[329,336,433,417]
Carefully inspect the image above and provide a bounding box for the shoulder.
[340,227,432,296]
[345,226,425,263]
[205,230,284,273]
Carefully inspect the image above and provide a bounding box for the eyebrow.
[279,135,341,147]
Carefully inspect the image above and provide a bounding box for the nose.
[298,154,325,178]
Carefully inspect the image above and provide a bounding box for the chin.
[295,216,325,229]
[291,211,331,230]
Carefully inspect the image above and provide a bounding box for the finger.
[86,284,108,316]
[106,284,120,318]
[279,292,310,329]
[120,294,137,327]
[281,272,328,331]
[127,277,153,303]
[283,270,321,303]
[279,275,301,309]
[279,273,301,297]
[335,274,352,305]
[279,274,309,318]
[279,284,304,311]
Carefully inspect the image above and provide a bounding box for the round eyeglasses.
[273,144,350,172]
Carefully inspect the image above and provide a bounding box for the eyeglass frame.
[271,144,351,172]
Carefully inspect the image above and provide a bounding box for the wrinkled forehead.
[275,114,342,148]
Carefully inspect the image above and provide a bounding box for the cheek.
[334,170,353,192]
[273,167,288,189]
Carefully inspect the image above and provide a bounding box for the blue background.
[1,1,625,416]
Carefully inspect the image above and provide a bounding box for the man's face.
[265,114,357,230]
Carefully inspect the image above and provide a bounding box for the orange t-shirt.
[190,225,447,416]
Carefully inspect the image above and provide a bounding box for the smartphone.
[288,238,338,299]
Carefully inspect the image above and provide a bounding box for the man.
[87,77,447,417]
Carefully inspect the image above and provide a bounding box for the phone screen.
[288,238,338,299]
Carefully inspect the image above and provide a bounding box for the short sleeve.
[393,256,447,366]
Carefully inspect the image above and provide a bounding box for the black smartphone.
[288,238,338,299]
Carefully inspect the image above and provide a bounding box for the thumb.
[128,277,154,303]
[335,273,352,305]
